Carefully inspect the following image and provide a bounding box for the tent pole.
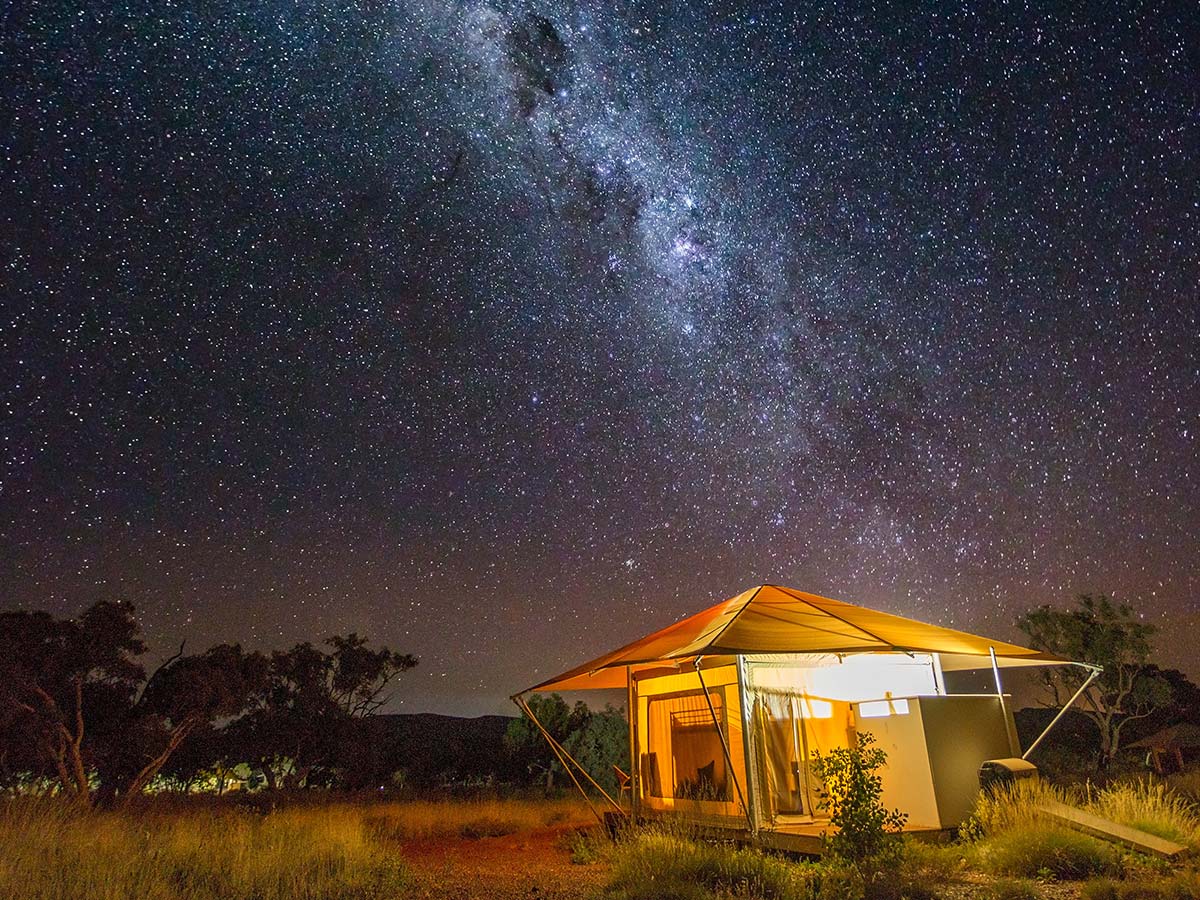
[735,654,759,835]
[931,653,947,695]
[1022,665,1102,761]
[516,694,624,813]
[511,694,606,826]
[695,658,754,834]
[513,696,609,830]
[990,647,1019,756]
[627,666,638,816]
[512,693,624,815]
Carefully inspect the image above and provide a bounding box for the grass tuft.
[605,828,819,900]
[1084,780,1200,849]
[976,825,1120,880]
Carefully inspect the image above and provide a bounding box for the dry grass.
[967,781,1118,880]
[975,825,1121,880]
[1082,871,1200,900]
[970,777,1200,847]
[0,795,591,900]
[0,798,408,900]
[967,779,1073,836]
[965,776,1200,882]
[604,828,819,900]
[1084,780,1200,849]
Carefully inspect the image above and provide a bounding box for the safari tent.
[515,584,1095,851]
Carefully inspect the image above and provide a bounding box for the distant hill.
[373,713,519,787]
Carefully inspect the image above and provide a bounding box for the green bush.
[811,732,907,865]
[977,825,1120,880]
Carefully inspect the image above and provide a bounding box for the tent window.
[646,689,730,802]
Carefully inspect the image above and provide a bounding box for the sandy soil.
[399,824,608,900]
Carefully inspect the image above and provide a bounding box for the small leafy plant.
[811,732,907,865]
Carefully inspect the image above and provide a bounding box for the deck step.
[1037,800,1189,859]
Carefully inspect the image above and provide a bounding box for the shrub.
[811,732,907,865]
[977,825,1120,880]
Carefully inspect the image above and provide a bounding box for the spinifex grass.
[1084,780,1200,849]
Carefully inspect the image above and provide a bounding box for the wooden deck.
[1038,800,1189,859]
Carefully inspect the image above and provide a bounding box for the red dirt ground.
[399,824,608,900]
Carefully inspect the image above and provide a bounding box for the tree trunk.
[119,720,197,807]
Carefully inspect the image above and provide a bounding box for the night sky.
[2,1,1198,716]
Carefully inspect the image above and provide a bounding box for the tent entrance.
[644,688,733,803]
[752,689,852,826]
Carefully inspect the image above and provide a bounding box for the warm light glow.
[801,698,833,719]
[858,698,910,718]
[748,653,939,701]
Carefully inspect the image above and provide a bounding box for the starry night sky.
[2,1,1198,715]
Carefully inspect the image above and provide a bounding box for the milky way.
[2,1,1198,714]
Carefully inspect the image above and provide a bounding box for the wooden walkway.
[1038,800,1189,859]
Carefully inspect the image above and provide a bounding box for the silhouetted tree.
[505,694,627,796]
[93,642,268,805]
[1019,594,1173,770]
[0,602,145,805]
[230,635,417,788]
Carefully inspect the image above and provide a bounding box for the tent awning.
[522,584,1071,693]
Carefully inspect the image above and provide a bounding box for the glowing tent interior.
[515,584,1091,847]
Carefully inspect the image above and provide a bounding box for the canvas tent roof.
[524,584,1069,693]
